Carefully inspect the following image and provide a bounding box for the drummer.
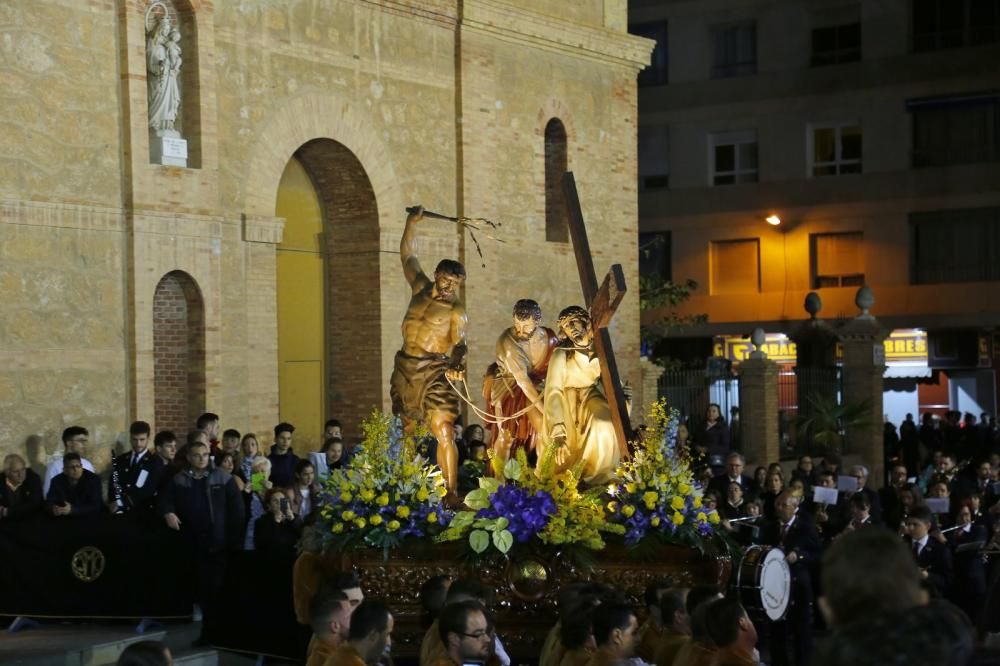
[764,491,822,666]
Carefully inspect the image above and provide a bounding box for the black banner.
[0,515,194,619]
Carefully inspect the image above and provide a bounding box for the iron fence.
[778,366,844,456]
[656,367,741,433]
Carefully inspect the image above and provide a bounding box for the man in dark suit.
[904,506,953,598]
[108,420,157,514]
[842,492,882,534]
[0,453,43,521]
[848,464,883,524]
[765,491,822,666]
[708,452,756,498]
[46,452,103,517]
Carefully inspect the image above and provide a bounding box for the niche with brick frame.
[152,270,206,435]
[544,118,569,243]
[143,0,203,167]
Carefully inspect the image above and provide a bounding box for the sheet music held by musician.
[926,497,949,514]
[813,486,839,506]
[836,475,859,492]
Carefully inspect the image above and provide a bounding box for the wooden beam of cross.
[561,171,632,459]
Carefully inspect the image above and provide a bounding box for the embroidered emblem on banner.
[71,546,106,582]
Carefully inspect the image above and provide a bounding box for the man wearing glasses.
[437,600,492,666]
[42,426,95,496]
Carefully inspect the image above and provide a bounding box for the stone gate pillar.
[739,328,780,467]
[639,356,665,424]
[838,287,888,488]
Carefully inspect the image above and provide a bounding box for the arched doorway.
[152,271,205,435]
[275,139,381,450]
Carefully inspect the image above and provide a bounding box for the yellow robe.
[543,346,619,483]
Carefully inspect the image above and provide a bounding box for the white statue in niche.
[146,7,182,134]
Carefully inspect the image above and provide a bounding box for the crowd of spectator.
[4,405,1000,665]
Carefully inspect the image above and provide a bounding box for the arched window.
[544,118,569,243]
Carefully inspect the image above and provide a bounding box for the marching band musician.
[947,501,988,624]
[107,421,157,515]
[903,506,953,599]
[764,491,821,666]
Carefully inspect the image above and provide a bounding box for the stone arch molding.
[535,98,578,143]
[242,93,402,226]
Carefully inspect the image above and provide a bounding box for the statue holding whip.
[390,206,469,502]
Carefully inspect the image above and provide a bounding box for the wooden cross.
[562,172,632,459]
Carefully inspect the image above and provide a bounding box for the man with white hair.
[0,454,43,521]
[848,464,882,524]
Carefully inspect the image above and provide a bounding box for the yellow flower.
[693,496,702,509]
[396,505,411,518]
[341,510,356,521]
[340,491,353,502]
[696,512,707,523]
[651,516,661,527]
[709,511,720,524]
[416,487,429,502]
[607,501,619,513]
[625,482,636,494]
[387,520,401,531]
[360,489,375,501]
[671,496,685,511]
[332,522,344,533]
[672,512,684,526]
[370,514,383,526]
[679,483,692,495]
[427,512,438,524]
[437,486,448,498]
[642,491,658,509]
[353,517,367,529]
[376,494,389,506]
[621,504,636,518]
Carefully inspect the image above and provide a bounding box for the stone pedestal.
[739,356,780,467]
[150,130,187,167]
[639,356,665,423]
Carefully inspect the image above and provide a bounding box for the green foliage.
[639,273,708,366]
[796,394,875,454]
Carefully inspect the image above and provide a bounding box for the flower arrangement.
[316,411,452,550]
[606,399,721,549]
[438,447,623,555]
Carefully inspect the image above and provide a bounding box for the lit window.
[711,239,760,294]
[812,233,864,288]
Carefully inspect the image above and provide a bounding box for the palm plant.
[796,393,875,455]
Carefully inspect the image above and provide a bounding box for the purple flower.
[477,485,555,543]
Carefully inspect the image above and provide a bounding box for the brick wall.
[152,271,205,435]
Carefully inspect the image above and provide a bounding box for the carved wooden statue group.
[391,174,632,501]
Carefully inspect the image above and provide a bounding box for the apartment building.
[632,0,1000,421]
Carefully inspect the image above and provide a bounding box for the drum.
[735,545,791,621]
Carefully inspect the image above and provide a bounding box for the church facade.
[0,0,650,465]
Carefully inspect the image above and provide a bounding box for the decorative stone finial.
[804,292,822,320]
[855,285,875,320]
[749,327,767,359]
